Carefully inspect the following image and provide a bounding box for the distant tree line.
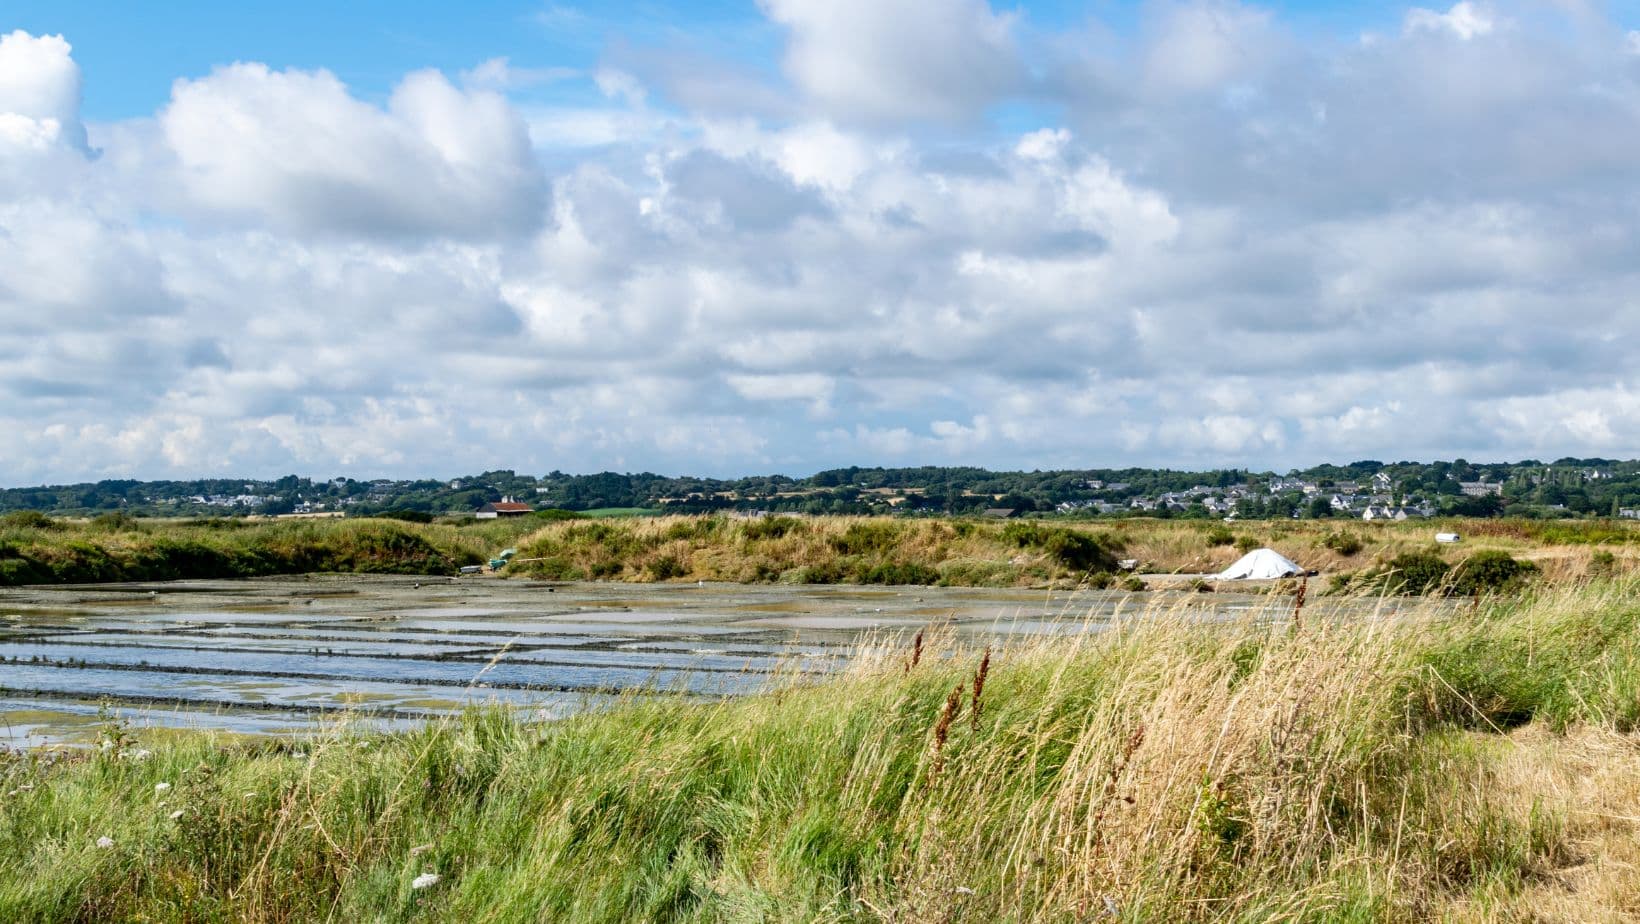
[5,458,1640,520]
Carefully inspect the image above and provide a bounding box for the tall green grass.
[4,582,1638,921]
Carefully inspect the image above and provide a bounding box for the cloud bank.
[2,2,1640,482]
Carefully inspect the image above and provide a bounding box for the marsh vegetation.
[0,511,1620,592]
[3,581,1638,920]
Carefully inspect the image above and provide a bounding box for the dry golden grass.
[502,514,1640,592]
[8,510,1636,591]
[510,515,1070,585]
[1434,725,1640,923]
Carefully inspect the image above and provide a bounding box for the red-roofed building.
[476,498,534,518]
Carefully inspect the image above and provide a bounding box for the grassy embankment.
[3,581,1640,921]
[0,512,507,585]
[3,510,1635,588]
[500,515,1631,588]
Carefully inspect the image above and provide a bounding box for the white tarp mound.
[1216,548,1303,580]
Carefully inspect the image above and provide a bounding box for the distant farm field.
[578,507,664,518]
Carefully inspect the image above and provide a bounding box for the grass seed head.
[930,681,965,776]
[970,647,991,730]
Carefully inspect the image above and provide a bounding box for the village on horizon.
[6,457,1640,522]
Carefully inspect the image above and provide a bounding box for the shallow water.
[0,576,1294,746]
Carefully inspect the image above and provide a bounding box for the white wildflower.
[169,810,184,820]
[95,836,114,849]
[154,782,171,794]
[411,872,441,890]
[126,749,153,761]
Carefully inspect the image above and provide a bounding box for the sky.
[3,1,1640,483]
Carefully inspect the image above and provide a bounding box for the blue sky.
[3,1,1640,481]
[9,1,1461,120]
[9,1,625,117]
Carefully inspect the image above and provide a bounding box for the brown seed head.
[970,647,991,730]
[930,682,964,776]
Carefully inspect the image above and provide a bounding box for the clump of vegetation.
[858,562,940,585]
[740,516,802,541]
[1121,575,1147,592]
[532,508,585,522]
[662,517,722,541]
[376,509,434,524]
[1204,525,1235,547]
[1322,531,1364,557]
[1449,549,1539,596]
[1233,534,1260,553]
[1589,549,1618,576]
[87,511,143,532]
[1000,521,1120,572]
[644,553,688,581]
[936,559,1020,588]
[1378,550,1452,595]
[830,521,901,556]
[528,556,580,581]
[0,510,59,530]
[779,563,843,584]
[1324,571,1358,595]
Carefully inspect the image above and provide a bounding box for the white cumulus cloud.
[160,64,545,236]
[759,0,1021,123]
[1404,2,1498,41]
[6,3,1640,483]
[0,30,87,152]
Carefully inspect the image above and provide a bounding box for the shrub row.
[1364,549,1540,596]
[0,521,476,586]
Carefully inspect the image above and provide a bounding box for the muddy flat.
[0,574,1291,746]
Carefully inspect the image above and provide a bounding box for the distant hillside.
[3,458,1639,520]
